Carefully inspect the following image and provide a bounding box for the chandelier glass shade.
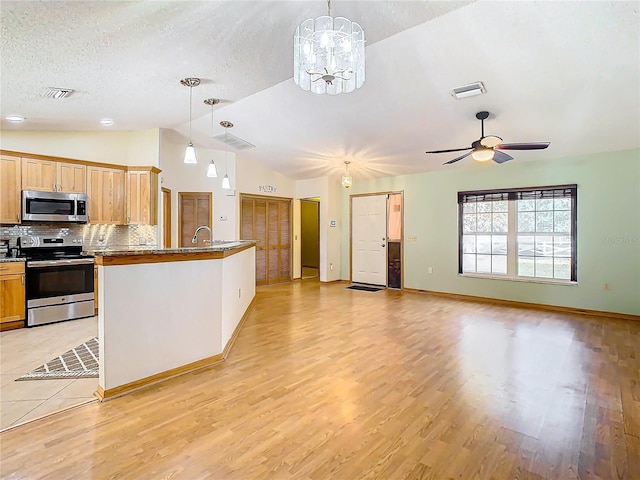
[181,77,200,164]
[293,8,365,95]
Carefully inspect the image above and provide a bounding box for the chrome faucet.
[192,226,212,245]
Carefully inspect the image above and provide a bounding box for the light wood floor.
[0,280,638,479]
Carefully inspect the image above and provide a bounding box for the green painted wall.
[340,149,640,315]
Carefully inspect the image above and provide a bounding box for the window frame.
[457,184,577,283]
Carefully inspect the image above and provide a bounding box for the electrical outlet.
[330,263,334,271]
[604,283,611,291]
[238,288,241,298]
[428,267,433,274]
[138,237,147,245]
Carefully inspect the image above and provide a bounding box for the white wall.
[159,129,237,244]
[340,149,640,315]
[0,129,160,166]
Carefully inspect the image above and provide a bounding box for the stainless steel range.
[18,235,95,327]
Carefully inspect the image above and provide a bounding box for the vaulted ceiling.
[2,1,639,180]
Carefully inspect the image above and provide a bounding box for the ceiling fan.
[426,111,550,165]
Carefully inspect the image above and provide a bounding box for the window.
[458,185,577,282]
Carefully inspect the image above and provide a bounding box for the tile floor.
[0,316,98,430]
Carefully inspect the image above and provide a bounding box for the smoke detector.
[42,87,75,99]
[451,81,486,99]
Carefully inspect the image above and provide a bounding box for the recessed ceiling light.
[100,118,114,126]
[451,81,486,99]
[6,115,25,123]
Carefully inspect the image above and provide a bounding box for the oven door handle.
[28,259,95,267]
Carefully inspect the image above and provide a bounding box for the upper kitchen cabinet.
[127,168,160,225]
[21,157,86,193]
[0,155,22,224]
[87,166,126,224]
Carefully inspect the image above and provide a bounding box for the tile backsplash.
[0,223,158,250]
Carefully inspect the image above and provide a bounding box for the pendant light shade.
[184,142,197,164]
[207,160,218,177]
[221,174,231,190]
[341,161,352,188]
[181,77,200,164]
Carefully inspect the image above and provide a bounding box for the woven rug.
[16,337,99,381]
[346,284,385,292]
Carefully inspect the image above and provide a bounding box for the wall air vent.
[212,132,256,150]
[451,81,486,99]
[41,87,75,99]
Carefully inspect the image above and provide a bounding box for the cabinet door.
[21,158,56,192]
[0,155,22,224]
[0,274,25,323]
[57,162,86,193]
[127,170,157,225]
[87,166,125,224]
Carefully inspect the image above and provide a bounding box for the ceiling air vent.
[212,132,256,150]
[41,87,75,99]
[451,81,486,99]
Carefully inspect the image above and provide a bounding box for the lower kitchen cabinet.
[0,262,25,330]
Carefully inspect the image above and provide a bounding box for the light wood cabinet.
[0,155,22,224]
[86,166,126,224]
[57,162,86,193]
[21,158,86,193]
[127,169,159,225]
[0,262,25,326]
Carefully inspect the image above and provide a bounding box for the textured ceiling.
[2,1,639,180]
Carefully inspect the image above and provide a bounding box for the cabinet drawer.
[0,262,25,275]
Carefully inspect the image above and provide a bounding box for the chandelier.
[293,0,365,95]
[341,161,352,188]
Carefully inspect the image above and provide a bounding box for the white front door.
[351,194,387,286]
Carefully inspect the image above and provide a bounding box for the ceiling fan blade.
[425,147,471,154]
[443,151,472,165]
[480,135,502,148]
[492,150,514,164]
[496,142,550,150]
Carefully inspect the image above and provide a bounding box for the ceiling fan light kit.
[426,111,550,165]
[293,0,365,95]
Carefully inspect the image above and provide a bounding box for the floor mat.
[16,337,99,381]
[346,285,385,292]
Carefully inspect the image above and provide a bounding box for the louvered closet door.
[241,195,291,286]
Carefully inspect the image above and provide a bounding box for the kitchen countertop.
[0,257,25,263]
[90,240,255,256]
[92,240,256,266]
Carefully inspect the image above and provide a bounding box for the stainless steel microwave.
[21,190,89,223]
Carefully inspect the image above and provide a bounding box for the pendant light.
[341,160,352,188]
[220,120,233,190]
[181,77,200,164]
[204,98,220,177]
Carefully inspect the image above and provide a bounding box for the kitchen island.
[93,241,256,400]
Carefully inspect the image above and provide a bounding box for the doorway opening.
[178,192,212,247]
[350,192,403,289]
[300,198,320,279]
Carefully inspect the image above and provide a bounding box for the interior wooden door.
[241,194,291,286]
[162,187,171,248]
[178,192,212,247]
